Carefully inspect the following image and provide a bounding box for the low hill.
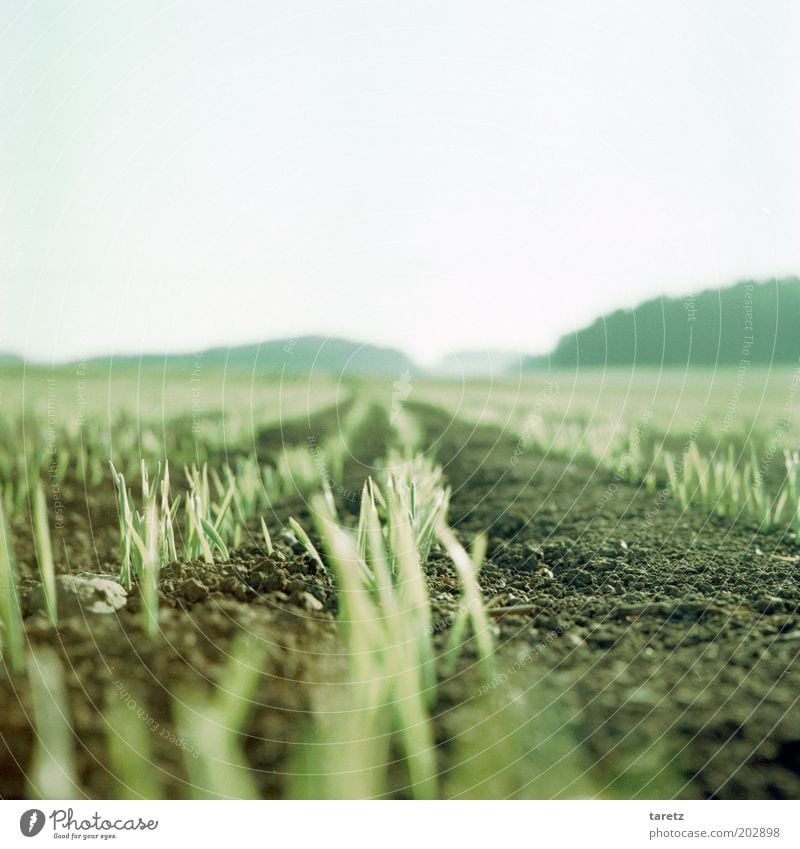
[86,336,416,377]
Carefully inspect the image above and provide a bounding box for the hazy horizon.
[2,1,798,366]
[4,273,799,370]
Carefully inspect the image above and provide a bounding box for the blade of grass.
[129,502,160,638]
[173,632,267,799]
[0,499,24,673]
[27,646,79,798]
[436,524,494,682]
[288,517,326,572]
[105,687,164,799]
[260,517,274,556]
[33,481,57,626]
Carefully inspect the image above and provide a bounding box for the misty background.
[1,0,798,367]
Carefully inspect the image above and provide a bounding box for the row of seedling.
[108,444,328,636]
[278,399,376,499]
[0,412,267,522]
[0,420,72,520]
[513,414,659,486]
[516,413,800,534]
[289,452,494,799]
[110,459,267,637]
[110,462,179,637]
[23,630,266,800]
[1,480,59,672]
[663,444,800,532]
[12,444,571,799]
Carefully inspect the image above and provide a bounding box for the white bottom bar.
[1,800,797,848]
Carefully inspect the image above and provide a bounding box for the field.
[1,362,799,799]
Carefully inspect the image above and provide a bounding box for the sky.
[1,0,798,366]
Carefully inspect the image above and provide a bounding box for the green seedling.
[27,646,79,798]
[384,494,437,699]
[437,524,494,682]
[445,674,597,800]
[173,632,268,799]
[229,457,278,526]
[128,500,160,638]
[277,447,322,495]
[111,462,179,634]
[287,516,325,572]
[0,498,25,673]
[33,481,58,626]
[184,463,233,563]
[440,532,488,676]
[105,687,164,799]
[288,677,392,800]
[110,462,134,588]
[784,450,800,532]
[260,516,274,556]
[296,447,498,797]
[379,452,450,564]
[662,442,796,533]
[311,497,437,799]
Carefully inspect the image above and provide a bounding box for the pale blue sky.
[1,0,798,364]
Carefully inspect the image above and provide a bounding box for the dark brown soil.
[417,403,800,799]
[1,402,798,799]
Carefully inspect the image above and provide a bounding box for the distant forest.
[541,278,800,368]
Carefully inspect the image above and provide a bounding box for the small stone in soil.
[28,574,127,617]
[302,592,323,611]
[179,578,209,603]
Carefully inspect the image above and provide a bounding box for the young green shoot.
[311,493,438,799]
[110,462,133,588]
[0,499,25,673]
[382,452,450,564]
[173,632,267,799]
[436,524,495,682]
[260,516,274,556]
[27,646,80,798]
[663,443,796,532]
[184,463,233,563]
[784,450,800,532]
[287,516,326,572]
[33,481,58,626]
[440,532,489,677]
[105,687,164,799]
[128,500,160,639]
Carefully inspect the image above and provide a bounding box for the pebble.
[302,592,323,611]
[179,578,209,603]
[28,575,127,616]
